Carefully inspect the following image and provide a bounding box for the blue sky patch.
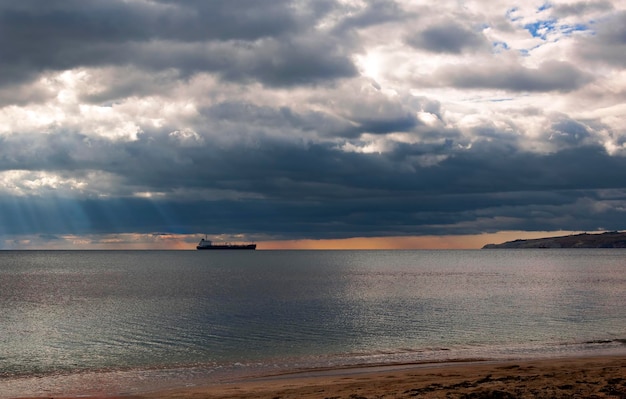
[492,41,510,52]
[560,23,589,35]
[537,3,552,12]
[524,19,557,39]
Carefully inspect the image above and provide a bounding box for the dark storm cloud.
[0,0,302,49]
[2,121,626,238]
[211,37,358,86]
[342,109,420,137]
[548,117,591,147]
[0,0,357,87]
[405,23,487,54]
[202,102,357,139]
[200,98,419,139]
[431,61,592,92]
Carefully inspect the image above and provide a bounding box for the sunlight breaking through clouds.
[0,0,625,248]
[0,170,89,196]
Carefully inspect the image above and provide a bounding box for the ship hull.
[196,244,256,250]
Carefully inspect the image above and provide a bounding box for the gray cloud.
[0,0,358,87]
[406,23,487,54]
[576,11,626,67]
[548,117,592,147]
[551,1,614,17]
[430,61,593,92]
[333,0,407,33]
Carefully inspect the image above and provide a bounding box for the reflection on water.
[1,249,626,396]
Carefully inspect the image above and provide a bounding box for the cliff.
[482,231,626,249]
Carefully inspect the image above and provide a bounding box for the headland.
[483,231,626,249]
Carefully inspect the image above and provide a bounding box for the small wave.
[583,339,626,345]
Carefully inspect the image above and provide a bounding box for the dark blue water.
[1,250,625,396]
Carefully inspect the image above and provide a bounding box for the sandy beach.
[19,355,621,399]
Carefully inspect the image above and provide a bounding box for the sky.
[1,0,625,250]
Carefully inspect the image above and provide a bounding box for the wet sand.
[25,355,624,399]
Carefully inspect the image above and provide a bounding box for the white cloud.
[0,170,116,197]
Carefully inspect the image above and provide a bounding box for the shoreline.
[8,355,626,399]
[148,355,626,399]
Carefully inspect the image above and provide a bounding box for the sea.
[1,249,625,397]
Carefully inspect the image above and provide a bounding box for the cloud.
[427,60,593,92]
[406,23,488,54]
[0,0,625,247]
[2,127,626,240]
[0,0,358,87]
[575,10,626,67]
[551,1,614,17]
[333,0,408,33]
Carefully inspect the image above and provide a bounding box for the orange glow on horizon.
[257,231,583,250]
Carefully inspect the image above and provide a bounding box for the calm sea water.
[1,249,625,396]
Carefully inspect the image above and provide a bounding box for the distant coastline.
[483,231,626,249]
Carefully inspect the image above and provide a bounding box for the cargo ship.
[196,237,256,250]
